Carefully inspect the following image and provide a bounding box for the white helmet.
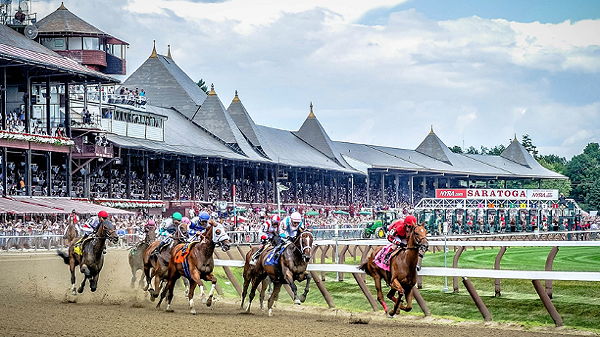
[291,212,302,223]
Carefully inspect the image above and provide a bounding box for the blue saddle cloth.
[265,244,288,266]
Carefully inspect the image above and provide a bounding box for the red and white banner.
[435,189,559,200]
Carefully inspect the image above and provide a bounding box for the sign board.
[435,189,559,201]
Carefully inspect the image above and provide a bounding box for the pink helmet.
[181,217,191,225]
[291,212,302,223]
[147,219,156,226]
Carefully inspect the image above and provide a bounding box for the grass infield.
[210,246,600,332]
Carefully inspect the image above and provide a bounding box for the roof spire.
[308,102,315,118]
[430,125,434,134]
[208,83,216,95]
[58,2,67,10]
[150,40,158,58]
[513,133,518,142]
[232,90,240,102]
[167,44,172,58]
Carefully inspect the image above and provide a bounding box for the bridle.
[409,225,429,258]
[95,221,118,244]
[294,231,313,261]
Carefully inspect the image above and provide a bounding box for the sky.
[35,0,600,158]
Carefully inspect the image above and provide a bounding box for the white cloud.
[38,1,600,158]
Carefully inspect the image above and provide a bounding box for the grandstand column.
[321,171,325,205]
[176,157,181,200]
[45,152,52,197]
[334,174,339,205]
[159,158,165,200]
[366,172,370,205]
[273,165,278,204]
[83,161,90,198]
[231,161,236,202]
[1,67,6,129]
[25,149,32,196]
[64,80,71,137]
[125,151,131,199]
[293,168,298,203]
[421,176,426,198]
[107,161,113,198]
[349,174,353,204]
[218,160,224,200]
[143,153,149,200]
[253,166,259,203]
[190,160,196,201]
[45,78,51,135]
[380,172,385,205]
[25,70,31,133]
[203,160,209,201]
[303,169,307,203]
[1,148,6,195]
[409,175,414,205]
[394,174,400,205]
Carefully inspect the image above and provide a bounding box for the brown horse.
[241,231,313,316]
[142,222,187,300]
[128,228,156,288]
[63,220,78,246]
[359,223,428,317]
[57,220,118,294]
[156,222,231,314]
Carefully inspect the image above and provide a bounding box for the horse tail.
[57,250,70,264]
[358,261,371,276]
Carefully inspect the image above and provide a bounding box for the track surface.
[0,251,581,337]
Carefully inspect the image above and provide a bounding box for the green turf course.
[208,246,600,332]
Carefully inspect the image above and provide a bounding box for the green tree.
[196,79,209,94]
[565,143,600,210]
[465,146,480,154]
[538,154,568,174]
[487,144,506,155]
[450,145,463,153]
[521,134,539,158]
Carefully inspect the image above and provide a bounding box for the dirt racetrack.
[0,250,585,337]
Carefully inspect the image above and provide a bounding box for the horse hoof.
[268,309,273,317]
[90,288,97,292]
[77,288,84,294]
[190,309,197,315]
[294,298,301,305]
[298,294,307,303]
[206,297,213,307]
[165,308,174,313]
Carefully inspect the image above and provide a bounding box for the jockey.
[250,215,281,265]
[382,215,417,265]
[76,211,109,253]
[152,212,183,255]
[187,211,210,241]
[271,212,304,261]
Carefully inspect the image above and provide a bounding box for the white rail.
[315,239,600,247]
[213,259,600,282]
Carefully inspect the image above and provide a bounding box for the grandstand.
[0,3,566,210]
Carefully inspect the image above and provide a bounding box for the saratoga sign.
[435,188,559,200]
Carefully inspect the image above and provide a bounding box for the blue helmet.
[199,211,210,222]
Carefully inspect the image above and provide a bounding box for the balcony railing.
[72,137,114,159]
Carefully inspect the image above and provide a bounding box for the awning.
[0,197,66,214]
[10,197,134,215]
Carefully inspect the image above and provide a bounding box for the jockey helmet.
[98,210,109,218]
[181,217,191,224]
[404,215,417,226]
[271,215,281,224]
[199,211,211,222]
[172,212,183,221]
[291,212,302,223]
[147,219,156,226]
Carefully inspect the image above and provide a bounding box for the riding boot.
[250,246,263,265]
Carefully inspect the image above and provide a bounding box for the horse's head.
[211,222,231,252]
[296,231,313,262]
[408,222,429,256]
[98,220,119,244]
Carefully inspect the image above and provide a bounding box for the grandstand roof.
[36,3,107,36]
[415,128,454,165]
[227,91,264,150]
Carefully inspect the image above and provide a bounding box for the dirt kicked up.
[0,250,585,337]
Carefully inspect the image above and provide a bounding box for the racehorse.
[241,231,313,316]
[156,222,231,314]
[63,220,78,246]
[359,223,428,317]
[57,220,118,294]
[128,228,156,288]
[142,223,187,301]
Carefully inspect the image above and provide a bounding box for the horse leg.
[150,271,162,300]
[69,258,77,295]
[259,279,269,310]
[137,268,145,288]
[240,272,252,309]
[187,279,198,315]
[299,272,311,303]
[204,274,217,307]
[267,282,282,317]
[399,285,414,312]
[143,264,152,292]
[389,279,405,317]
[386,288,398,303]
[130,263,137,288]
[246,275,265,313]
[182,277,190,297]
[372,274,388,313]
[90,273,99,292]
[77,275,87,294]
[282,267,300,305]
[199,282,207,304]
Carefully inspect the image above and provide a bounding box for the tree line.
[450,135,599,212]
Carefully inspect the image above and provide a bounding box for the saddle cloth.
[73,236,93,256]
[374,244,402,271]
[265,243,289,266]
[173,240,201,264]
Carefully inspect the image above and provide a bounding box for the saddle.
[374,244,404,271]
[74,235,94,256]
[265,242,290,266]
[173,240,201,264]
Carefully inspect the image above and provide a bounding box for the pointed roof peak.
[308,102,316,119]
[415,130,453,165]
[58,2,67,10]
[430,125,435,134]
[513,133,518,142]
[232,90,240,103]
[501,138,534,168]
[167,44,172,58]
[150,40,158,58]
[208,83,216,96]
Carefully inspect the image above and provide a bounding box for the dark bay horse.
[157,222,231,314]
[142,223,187,300]
[57,220,118,294]
[241,231,313,316]
[128,228,156,288]
[359,223,428,317]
